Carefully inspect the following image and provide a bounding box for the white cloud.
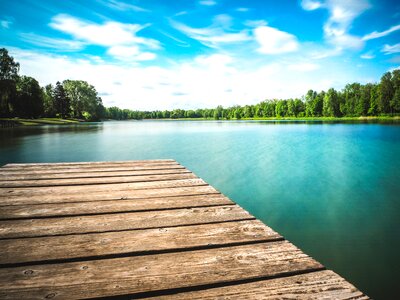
[50,14,159,48]
[99,0,149,12]
[236,8,249,12]
[301,0,322,11]
[323,0,369,50]
[1,19,12,29]
[254,26,299,54]
[171,20,251,48]
[49,14,160,60]
[382,43,400,55]
[107,46,156,61]
[287,63,320,72]
[244,20,267,28]
[360,52,375,59]
[19,32,85,51]
[301,0,370,53]
[199,0,217,6]
[363,24,400,41]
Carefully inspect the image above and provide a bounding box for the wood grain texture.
[0,165,185,177]
[0,168,188,181]
[0,220,281,265]
[2,159,176,168]
[0,172,197,188]
[153,270,369,300]
[0,194,231,219]
[0,241,324,299]
[0,185,219,206]
[0,174,200,196]
[0,205,254,238]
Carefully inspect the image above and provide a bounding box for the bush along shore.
[1,47,400,123]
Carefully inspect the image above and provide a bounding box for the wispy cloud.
[49,14,160,61]
[19,32,85,51]
[107,46,156,61]
[50,14,159,48]
[98,0,149,12]
[301,0,370,53]
[254,26,299,54]
[382,43,400,55]
[171,15,251,48]
[287,62,320,72]
[236,8,249,12]
[0,19,12,29]
[363,24,400,41]
[360,51,375,59]
[199,0,217,6]
[300,0,322,11]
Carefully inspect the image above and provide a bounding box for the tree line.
[107,71,400,120]
[0,48,106,121]
[1,47,400,121]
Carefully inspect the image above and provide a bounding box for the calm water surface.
[1,120,399,299]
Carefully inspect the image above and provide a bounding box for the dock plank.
[0,185,219,206]
[153,270,369,300]
[0,219,281,266]
[0,205,254,239]
[0,194,232,219]
[0,241,324,300]
[0,168,189,181]
[3,159,175,167]
[0,172,197,188]
[0,165,186,177]
[2,160,177,168]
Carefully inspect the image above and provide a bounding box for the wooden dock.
[0,159,368,299]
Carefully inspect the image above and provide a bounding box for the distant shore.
[2,116,400,127]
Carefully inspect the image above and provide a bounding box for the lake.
[1,120,399,299]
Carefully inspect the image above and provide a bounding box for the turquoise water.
[1,120,399,299]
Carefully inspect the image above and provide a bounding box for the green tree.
[379,72,393,114]
[0,48,20,116]
[304,90,317,117]
[54,81,70,118]
[63,80,102,120]
[275,100,287,117]
[368,84,379,115]
[14,76,44,118]
[390,70,400,114]
[43,84,56,117]
[323,88,339,117]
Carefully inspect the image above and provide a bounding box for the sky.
[1,0,399,110]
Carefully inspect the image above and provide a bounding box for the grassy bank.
[0,118,82,126]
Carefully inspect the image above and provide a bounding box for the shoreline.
[1,116,399,127]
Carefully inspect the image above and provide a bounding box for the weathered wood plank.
[0,219,281,265]
[152,270,369,300]
[0,177,206,199]
[0,185,218,206]
[0,165,185,177]
[0,168,189,181]
[0,172,196,188]
[0,241,324,299]
[0,194,231,219]
[2,159,175,167]
[1,161,180,172]
[0,205,254,238]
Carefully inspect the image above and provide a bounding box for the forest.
[1,47,400,121]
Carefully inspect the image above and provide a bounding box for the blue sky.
[1,0,399,110]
